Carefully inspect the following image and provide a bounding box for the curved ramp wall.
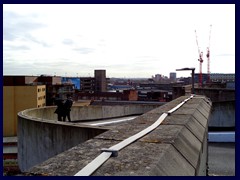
[18,104,160,171]
[20,104,160,122]
[24,96,212,176]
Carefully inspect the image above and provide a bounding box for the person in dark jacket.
[63,94,73,122]
[54,96,64,121]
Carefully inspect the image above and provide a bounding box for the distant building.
[3,75,74,106]
[46,84,75,105]
[194,73,235,86]
[3,76,47,173]
[194,73,208,84]
[210,73,235,82]
[37,75,62,85]
[76,89,138,101]
[170,72,176,82]
[3,82,46,137]
[3,75,38,86]
[95,69,107,92]
[138,90,171,102]
[80,77,95,92]
[62,77,81,90]
[154,74,161,82]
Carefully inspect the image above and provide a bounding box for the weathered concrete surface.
[22,104,160,122]
[208,101,235,128]
[25,95,211,176]
[17,117,108,172]
[208,143,235,176]
[17,104,160,172]
[194,88,235,128]
[194,88,235,102]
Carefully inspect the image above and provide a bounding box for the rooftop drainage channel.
[75,95,195,176]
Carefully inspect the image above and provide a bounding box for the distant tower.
[170,72,176,82]
[94,70,107,92]
[155,74,161,82]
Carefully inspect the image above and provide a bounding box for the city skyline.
[3,4,235,78]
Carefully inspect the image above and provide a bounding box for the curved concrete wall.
[21,104,160,122]
[18,104,160,171]
[19,96,212,176]
[17,115,107,172]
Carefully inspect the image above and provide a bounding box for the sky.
[3,4,235,78]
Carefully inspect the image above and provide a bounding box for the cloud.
[62,39,74,45]
[3,4,235,77]
[25,34,50,47]
[216,53,235,57]
[3,10,48,44]
[4,44,31,51]
[72,47,95,54]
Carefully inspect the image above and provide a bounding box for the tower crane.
[206,25,212,83]
[195,30,204,87]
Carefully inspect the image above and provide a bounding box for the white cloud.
[3,4,235,78]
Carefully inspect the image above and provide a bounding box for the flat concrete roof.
[208,142,235,176]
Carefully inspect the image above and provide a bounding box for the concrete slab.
[148,144,195,176]
[92,143,195,176]
[171,126,202,168]
[208,143,235,176]
[27,139,195,176]
[21,95,211,176]
[163,115,205,142]
[193,109,208,127]
[139,124,202,169]
[95,113,162,141]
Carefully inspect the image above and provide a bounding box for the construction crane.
[195,30,204,87]
[206,25,212,83]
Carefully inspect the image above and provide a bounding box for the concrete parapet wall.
[17,117,107,172]
[21,104,160,122]
[18,104,160,172]
[208,101,235,128]
[195,88,235,102]
[25,95,211,176]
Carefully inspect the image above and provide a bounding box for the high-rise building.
[94,70,107,92]
[170,72,177,82]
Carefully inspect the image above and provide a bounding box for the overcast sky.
[3,4,235,78]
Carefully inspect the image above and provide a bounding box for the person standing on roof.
[63,94,73,122]
[54,95,64,121]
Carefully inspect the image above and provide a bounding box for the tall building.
[3,84,46,136]
[94,70,107,92]
[170,72,177,82]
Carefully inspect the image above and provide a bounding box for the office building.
[3,84,46,136]
[94,70,107,92]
